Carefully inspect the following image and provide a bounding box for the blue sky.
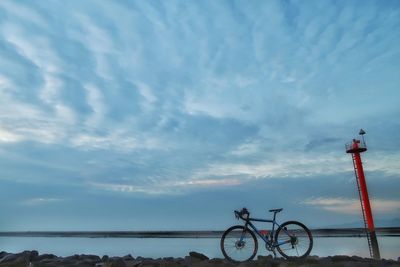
[0,0,399,231]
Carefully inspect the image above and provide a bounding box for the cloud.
[0,1,47,28]
[230,140,261,156]
[302,197,400,214]
[21,197,63,206]
[192,152,351,180]
[1,0,398,147]
[0,0,399,204]
[70,131,163,152]
[90,182,174,195]
[0,127,22,143]
[83,83,107,128]
[90,177,242,196]
[364,152,400,177]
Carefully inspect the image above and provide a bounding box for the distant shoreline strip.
[0,227,399,238]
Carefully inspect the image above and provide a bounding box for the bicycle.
[220,207,313,262]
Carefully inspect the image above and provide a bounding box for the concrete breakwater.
[1,251,400,267]
[1,227,399,238]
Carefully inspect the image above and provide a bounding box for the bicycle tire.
[275,221,313,259]
[220,225,258,263]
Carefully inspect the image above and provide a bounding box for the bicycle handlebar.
[234,210,240,219]
[234,207,249,220]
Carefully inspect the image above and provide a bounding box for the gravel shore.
[1,251,399,267]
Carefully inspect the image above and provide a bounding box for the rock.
[0,251,35,267]
[379,259,400,266]
[184,255,199,265]
[32,253,58,261]
[59,254,101,264]
[2,251,400,267]
[161,257,174,262]
[82,254,102,263]
[209,258,224,264]
[32,259,61,267]
[158,262,179,267]
[112,258,127,267]
[174,258,184,265]
[28,250,39,261]
[73,255,101,267]
[122,254,134,261]
[257,255,273,261]
[137,258,158,267]
[349,255,366,262]
[125,260,142,267]
[331,255,353,262]
[0,261,27,267]
[317,257,332,265]
[189,251,209,261]
[304,255,321,264]
[131,258,159,267]
[0,252,11,261]
[156,257,178,267]
[63,254,80,262]
[191,262,222,267]
[136,256,153,261]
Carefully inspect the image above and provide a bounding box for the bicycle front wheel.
[275,221,313,259]
[220,225,258,263]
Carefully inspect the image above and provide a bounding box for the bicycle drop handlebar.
[234,207,249,220]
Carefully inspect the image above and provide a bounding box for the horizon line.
[0,227,399,238]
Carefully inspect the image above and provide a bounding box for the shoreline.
[1,251,400,267]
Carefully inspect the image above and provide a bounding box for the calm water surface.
[0,236,398,260]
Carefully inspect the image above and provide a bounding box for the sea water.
[0,237,399,260]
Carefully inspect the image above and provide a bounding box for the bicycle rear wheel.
[275,221,313,259]
[220,225,258,263]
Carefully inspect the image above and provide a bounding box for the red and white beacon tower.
[346,129,380,259]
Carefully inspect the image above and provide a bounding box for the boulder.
[109,258,128,267]
[189,251,209,261]
[257,255,273,261]
[331,255,353,262]
[122,254,134,261]
[125,260,142,267]
[0,253,15,263]
[158,262,180,267]
[136,258,158,267]
[0,252,8,259]
[0,251,36,267]
[32,253,58,262]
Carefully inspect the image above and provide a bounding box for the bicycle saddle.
[269,208,283,213]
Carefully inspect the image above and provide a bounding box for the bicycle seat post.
[273,211,277,222]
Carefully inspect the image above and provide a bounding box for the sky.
[0,0,399,231]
